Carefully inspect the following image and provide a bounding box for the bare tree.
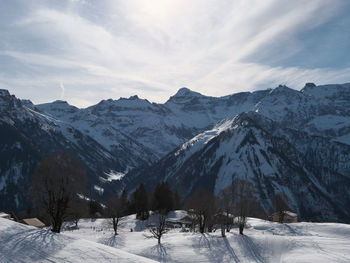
[273,192,290,223]
[217,186,234,237]
[145,213,169,244]
[31,152,86,233]
[232,179,255,235]
[187,209,198,232]
[184,187,216,233]
[66,198,88,229]
[106,196,122,235]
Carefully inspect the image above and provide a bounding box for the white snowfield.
[1,211,350,263]
[0,218,158,263]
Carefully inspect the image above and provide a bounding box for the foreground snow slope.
[61,212,350,263]
[0,218,158,263]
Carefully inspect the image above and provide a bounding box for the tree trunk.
[158,236,161,244]
[113,217,118,235]
[239,225,244,235]
[52,218,62,233]
[52,223,61,233]
[221,225,226,237]
[199,218,205,233]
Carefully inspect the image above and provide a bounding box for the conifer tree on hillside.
[173,190,181,210]
[119,189,130,216]
[152,181,174,214]
[131,183,149,220]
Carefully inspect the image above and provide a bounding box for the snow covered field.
[63,211,350,263]
[1,211,350,262]
[0,218,157,263]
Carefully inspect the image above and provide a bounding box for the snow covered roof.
[285,211,297,217]
[165,217,191,224]
[0,212,11,219]
[22,218,45,227]
[272,211,297,217]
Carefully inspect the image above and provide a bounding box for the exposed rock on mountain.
[121,112,350,222]
[1,82,350,222]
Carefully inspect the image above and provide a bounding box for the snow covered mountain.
[1,82,350,220]
[0,89,154,211]
[121,112,350,222]
[37,83,350,160]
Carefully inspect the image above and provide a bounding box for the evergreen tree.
[173,190,181,210]
[131,183,149,220]
[119,189,129,216]
[152,181,174,214]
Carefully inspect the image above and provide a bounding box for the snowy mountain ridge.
[121,111,350,222]
[1,82,350,221]
[37,83,350,159]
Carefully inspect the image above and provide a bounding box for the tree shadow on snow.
[237,235,265,263]
[0,227,67,261]
[192,233,240,263]
[134,220,147,231]
[98,233,125,248]
[148,243,169,262]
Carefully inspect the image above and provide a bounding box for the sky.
[1,0,350,107]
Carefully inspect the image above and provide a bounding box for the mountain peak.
[167,87,204,103]
[174,87,203,97]
[0,89,10,97]
[0,89,22,110]
[52,100,69,104]
[272,84,293,92]
[268,85,301,97]
[304,82,316,89]
[128,95,139,100]
[175,87,192,96]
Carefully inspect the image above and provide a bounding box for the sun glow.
[131,0,186,25]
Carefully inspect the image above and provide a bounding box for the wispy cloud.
[60,82,65,100]
[0,0,349,107]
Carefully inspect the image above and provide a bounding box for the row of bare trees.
[30,152,290,237]
[185,178,256,236]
